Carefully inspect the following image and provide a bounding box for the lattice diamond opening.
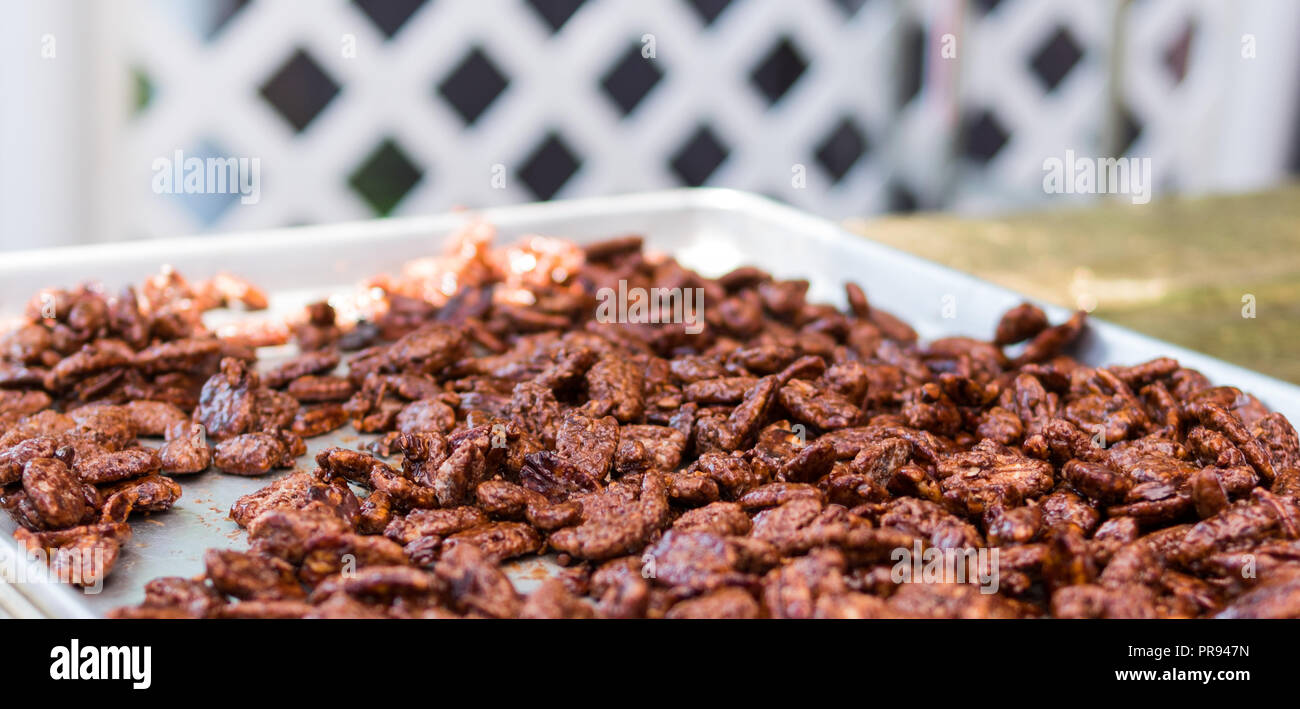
[524,0,586,33]
[353,0,429,39]
[750,37,809,106]
[1163,21,1195,85]
[815,117,869,184]
[517,133,581,200]
[670,125,729,186]
[888,182,920,213]
[1030,26,1084,93]
[600,43,664,117]
[832,0,869,17]
[438,47,510,126]
[172,139,242,226]
[962,109,1010,163]
[898,21,926,108]
[1117,105,1143,156]
[259,49,341,133]
[686,0,733,25]
[349,139,424,216]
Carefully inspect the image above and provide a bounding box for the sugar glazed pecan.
[6,231,1300,618]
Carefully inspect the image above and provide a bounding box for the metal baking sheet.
[3,188,1299,618]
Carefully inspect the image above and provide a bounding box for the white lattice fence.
[6,0,1295,246]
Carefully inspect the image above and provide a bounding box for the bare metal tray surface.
[3,188,1298,618]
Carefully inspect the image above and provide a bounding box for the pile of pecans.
[6,229,1300,618]
[0,270,270,587]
